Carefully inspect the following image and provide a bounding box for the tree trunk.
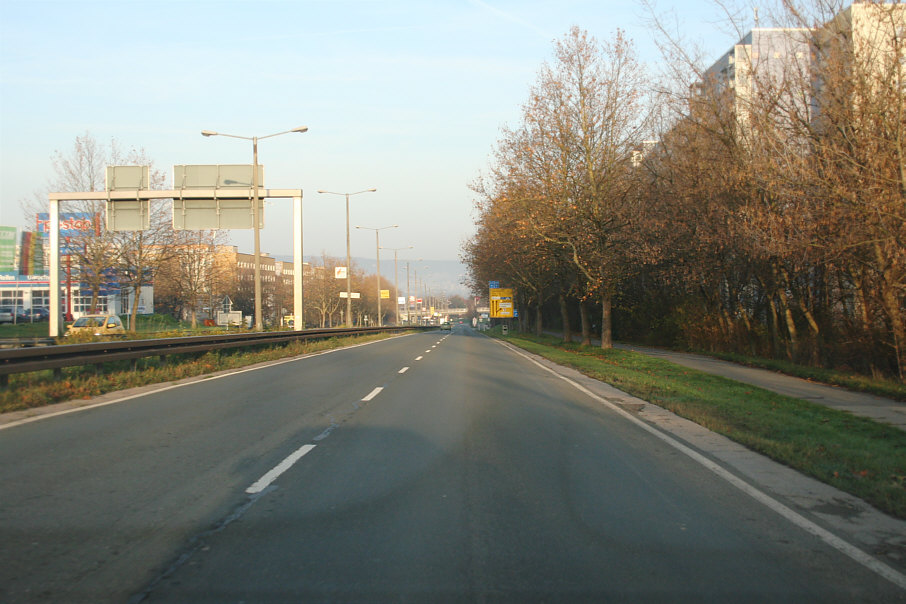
[129,285,141,332]
[579,299,591,347]
[767,295,781,358]
[880,281,906,382]
[778,292,797,361]
[535,303,543,337]
[559,292,572,344]
[600,290,613,349]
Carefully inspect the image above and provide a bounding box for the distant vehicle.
[440,322,452,330]
[24,307,50,322]
[65,314,126,337]
[0,308,13,324]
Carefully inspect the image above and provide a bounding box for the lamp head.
[291,126,309,133]
[201,130,218,137]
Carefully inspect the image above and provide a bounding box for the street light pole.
[202,126,308,331]
[356,225,397,327]
[380,245,413,326]
[317,188,376,327]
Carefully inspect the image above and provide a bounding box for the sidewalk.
[543,332,906,430]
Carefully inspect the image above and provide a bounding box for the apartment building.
[702,27,812,135]
[698,2,903,140]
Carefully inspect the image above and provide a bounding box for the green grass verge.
[704,350,906,402]
[0,332,401,415]
[0,314,250,340]
[500,331,906,519]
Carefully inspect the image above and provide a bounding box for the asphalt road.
[0,326,903,602]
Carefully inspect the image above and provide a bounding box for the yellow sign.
[489,287,514,318]
[380,289,390,299]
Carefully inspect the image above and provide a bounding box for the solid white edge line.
[246,444,316,494]
[0,333,416,431]
[362,387,383,402]
[496,339,906,591]
[399,367,410,374]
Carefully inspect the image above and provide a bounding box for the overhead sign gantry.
[47,165,305,336]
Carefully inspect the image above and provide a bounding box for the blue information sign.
[489,280,500,289]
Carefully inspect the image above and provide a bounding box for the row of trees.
[24,134,408,329]
[464,1,906,380]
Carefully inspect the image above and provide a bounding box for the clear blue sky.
[0,0,741,263]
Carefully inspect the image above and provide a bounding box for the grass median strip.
[0,333,399,415]
[501,333,906,520]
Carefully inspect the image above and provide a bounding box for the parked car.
[0,307,13,324]
[25,307,50,322]
[65,314,126,337]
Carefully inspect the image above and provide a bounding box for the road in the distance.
[0,327,902,602]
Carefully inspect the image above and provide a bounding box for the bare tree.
[469,27,652,348]
[23,133,175,316]
[306,253,344,328]
[155,231,231,328]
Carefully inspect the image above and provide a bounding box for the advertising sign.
[0,227,15,272]
[19,231,44,275]
[36,212,97,254]
[36,212,97,238]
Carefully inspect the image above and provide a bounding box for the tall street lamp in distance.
[356,224,398,327]
[201,126,308,330]
[380,245,413,326]
[317,188,376,327]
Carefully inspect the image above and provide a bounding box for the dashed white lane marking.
[362,387,383,402]
[246,444,316,494]
[415,356,423,361]
[0,332,414,432]
[399,367,410,374]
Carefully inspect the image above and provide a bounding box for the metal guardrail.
[0,326,432,387]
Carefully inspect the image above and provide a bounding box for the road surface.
[0,326,903,602]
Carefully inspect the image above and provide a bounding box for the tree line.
[463,1,906,381]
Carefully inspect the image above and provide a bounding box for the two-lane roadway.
[0,326,902,602]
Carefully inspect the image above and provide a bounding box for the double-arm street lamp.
[380,245,413,326]
[316,188,376,327]
[356,224,398,326]
[202,126,308,331]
